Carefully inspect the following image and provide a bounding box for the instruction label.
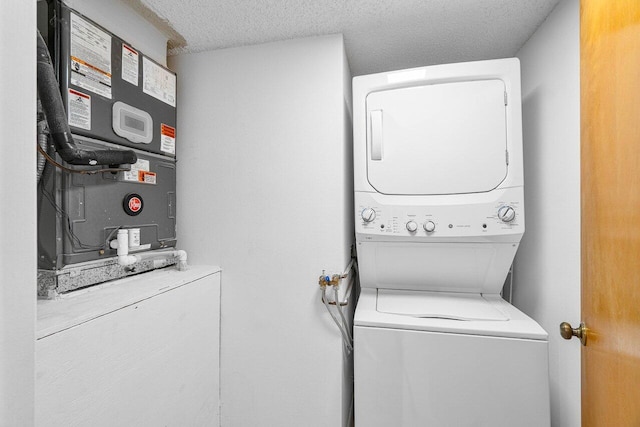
[67,89,91,130]
[143,57,176,107]
[70,12,112,99]
[121,44,139,86]
[160,124,176,155]
[142,171,157,184]
[123,159,156,184]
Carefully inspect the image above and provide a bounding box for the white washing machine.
[353,58,550,427]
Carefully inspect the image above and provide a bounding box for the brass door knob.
[559,322,587,346]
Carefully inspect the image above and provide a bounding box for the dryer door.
[366,79,508,195]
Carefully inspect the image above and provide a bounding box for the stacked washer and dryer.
[353,59,550,426]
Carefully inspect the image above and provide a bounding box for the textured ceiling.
[134,0,561,76]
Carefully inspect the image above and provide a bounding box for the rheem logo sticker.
[129,197,142,212]
[123,193,144,216]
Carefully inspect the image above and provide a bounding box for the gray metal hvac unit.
[37,0,179,296]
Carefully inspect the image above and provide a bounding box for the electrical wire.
[341,259,355,279]
[38,160,123,252]
[37,139,129,251]
[39,178,104,250]
[37,143,131,174]
[507,263,514,304]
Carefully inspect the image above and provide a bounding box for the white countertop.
[37,265,221,339]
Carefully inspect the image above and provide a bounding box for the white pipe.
[131,249,188,271]
[113,229,188,270]
[116,229,137,266]
[175,250,188,271]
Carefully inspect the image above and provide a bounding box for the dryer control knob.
[423,221,436,233]
[406,221,418,233]
[498,206,516,223]
[361,208,376,223]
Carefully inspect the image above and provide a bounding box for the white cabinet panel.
[36,266,220,427]
[354,325,549,427]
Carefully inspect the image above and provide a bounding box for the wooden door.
[581,1,640,425]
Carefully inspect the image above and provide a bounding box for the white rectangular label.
[160,123,176,154]
[68,89,91,130]
[70,13,112,99]
[123,158,154,184]
[143,171,157,184]
[143,57,176,107]
[121,44,139,86]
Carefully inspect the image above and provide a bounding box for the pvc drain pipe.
[111,229,188,270]
[116,229,137,266]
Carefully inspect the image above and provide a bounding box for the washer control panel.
[355,188,524,240]
[406,220,418,233]
[497,205,516,222]
[361,207,376,223]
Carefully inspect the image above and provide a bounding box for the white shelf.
[37,265,220,339]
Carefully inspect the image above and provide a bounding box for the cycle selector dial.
[423,221,436,233]
[406,220,418,233]
[498,205,516,223]
[361,208,376,223]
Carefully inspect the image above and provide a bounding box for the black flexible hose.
[36,31,137,166]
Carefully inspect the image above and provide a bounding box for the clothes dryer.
[353,58,550,426]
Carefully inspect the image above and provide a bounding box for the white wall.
[0,1,36,425]
[515,1,581,426]
[170,34,353,426]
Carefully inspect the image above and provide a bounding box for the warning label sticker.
[143,57,176,107]
[160,124,176,155]
[123,159,156,185]
[68,89,91,130]
[142,171,157,184]
[70,12,112,99]
[121,44,139,86]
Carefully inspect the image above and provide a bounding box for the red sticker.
[161,123,176,138]
[129,197,142,212]
[123,193,144,216]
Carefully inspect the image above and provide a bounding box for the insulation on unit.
[37,0,179,297]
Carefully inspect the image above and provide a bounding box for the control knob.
[406,220,418,233]
[498,206,516,223]
[423,221,436,233]
[361,208,376,223]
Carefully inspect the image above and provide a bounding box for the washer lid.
[366,79,508,195]
[377,290,509,321]
[354,289,548,340]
